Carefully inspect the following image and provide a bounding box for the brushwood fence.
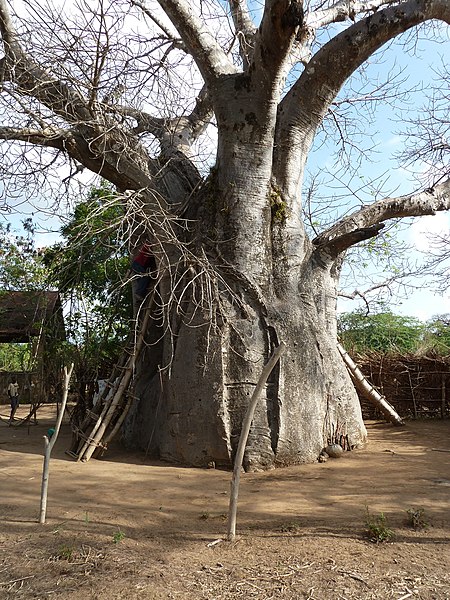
[351,352,450,420]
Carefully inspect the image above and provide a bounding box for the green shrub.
[365,508,394,543]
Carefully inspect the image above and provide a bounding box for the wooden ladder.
[66,292,154,462]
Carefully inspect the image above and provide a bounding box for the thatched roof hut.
[0,291,65,343]
[0,291,65,405]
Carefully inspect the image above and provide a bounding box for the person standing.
[8,377,19,425]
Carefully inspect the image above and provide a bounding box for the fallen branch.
[0,575,35,586]
[227,342,286,542]
[337,569,369,586]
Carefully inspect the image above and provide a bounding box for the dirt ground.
[0,404,449,600]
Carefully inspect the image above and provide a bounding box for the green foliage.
[423,315,450,355]
[0,220,61,375]
[279,521,301,533]
[364,508,394,543]
[270,186,288,223]
[0,218,48,290]
[43,182,132,378]
[338,309,425,354]
[113,529,126,543]
[57,545,74,561]
[339,309,450,356]
[0,342,31,371]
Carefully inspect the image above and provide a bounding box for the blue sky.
[306,27,450,320]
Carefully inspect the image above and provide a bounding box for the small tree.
[424,315,450,355]
[43,183,132,406]
[338,310,425,354]
[0,219,48,292]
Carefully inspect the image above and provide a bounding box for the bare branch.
[228,0,256,67]
[313,178,450,257]
[305,0,398,29]
[113,85,213,154]
[274,0,450,200]
[0,0,92,123]
[150,0,237,80]
[319,223,386,257]
[339,275,410,303]
[252,0,304,76]
[0,125,66,149]
[130,0,185,48]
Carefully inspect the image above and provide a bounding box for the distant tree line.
[338,310,450,355]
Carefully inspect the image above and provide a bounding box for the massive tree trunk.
[1,0,450,469]
[123,76,367,469]
[125,248,366,469]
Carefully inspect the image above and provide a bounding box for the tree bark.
[124,236,368,469]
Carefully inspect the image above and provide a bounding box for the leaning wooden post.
[39,363,74,524]
[227,343,286,542]
[337,343,404,426]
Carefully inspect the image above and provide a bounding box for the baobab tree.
[0,0,449,470]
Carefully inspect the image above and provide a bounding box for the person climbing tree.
[131,244,156,301]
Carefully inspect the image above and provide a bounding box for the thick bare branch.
[110,93,212,148]
[112,106,166,137]
[185,85,213,140]
[305,0,398,29]
[228,0,256,67]
[252,0,304,76]
[273,0,450,200]
[114,85,213,154]
[154,0,237,81]
[318,224,386,257]
[229,0,254,37]
[0,0,92,123]
[0,125,66,149]
[313,178,450,257]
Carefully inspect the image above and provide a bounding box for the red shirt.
[133,244,153,269]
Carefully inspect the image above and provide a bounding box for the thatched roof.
[0,291,65,343]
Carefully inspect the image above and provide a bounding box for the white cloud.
[410,213,450,252]
[383,135,403,148]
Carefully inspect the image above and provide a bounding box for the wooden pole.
[39,363,74,524]
[337,343,404,426]
[408,371,418,419]
[227,342,286,542]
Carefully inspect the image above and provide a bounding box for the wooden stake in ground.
[337,342,404,426]
[227,343,286,542]
[39,363,74,524]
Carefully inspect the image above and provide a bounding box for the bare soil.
[1,404,449,599]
